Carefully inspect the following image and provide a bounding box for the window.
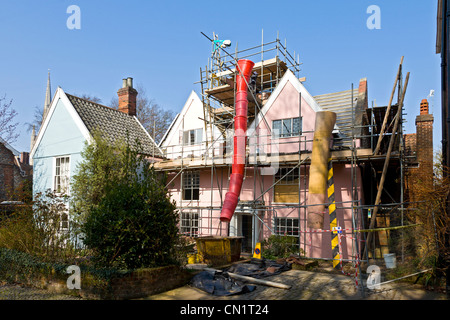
[182,171,200,200]
[275,167,300,184]
[183,128,203,145]
[180,211,199,237]
[60,211,69,231]
[274,217,300,244]
[54,156,70,194]
[274,167,300,203]
[272,117,302,137]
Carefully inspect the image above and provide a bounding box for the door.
[230,212,258,253]
[241,214,253,253]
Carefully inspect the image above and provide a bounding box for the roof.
[314,89,359,142]
[249,69,332,131]
[158,112,179,148]
[0,137,19,157]
[314,81,368,149]
[65,93,163,157]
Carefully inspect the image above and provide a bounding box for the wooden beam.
[203,267,292,290]
[374,56,404,155]
[366,72,409,254]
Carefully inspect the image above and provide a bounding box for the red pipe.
[220,59,255,222]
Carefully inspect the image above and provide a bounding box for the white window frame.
[180,211,199,237]
[53,155,71,195]
[182,171,200,201]
[183,128,203,146]
[274,217,300,245]
[59,209,70,232]
[272,117,302,138]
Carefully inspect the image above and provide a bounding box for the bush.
[72,134,179,270]
[0,189,83,263]
[261,235,302,259]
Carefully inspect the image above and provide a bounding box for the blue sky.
[0,0,441,153]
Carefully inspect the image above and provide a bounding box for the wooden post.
[373,56,404,155]
[203,268,292,290]
[366,72,410,255]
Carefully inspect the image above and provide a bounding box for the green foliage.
[261,235,302,259]
[70,131,127,226]
[71,133,179,270]
[0,248,67,284]
[0,247,130,291]
[0,189,82,263]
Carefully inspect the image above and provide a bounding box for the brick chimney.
[415,98,434,186]
[117,77,137,116]
[20,152,29,166]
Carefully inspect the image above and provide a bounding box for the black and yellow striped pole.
[327,158,340,269]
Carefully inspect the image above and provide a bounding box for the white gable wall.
[31,88,90,196]
[160,91,222,159]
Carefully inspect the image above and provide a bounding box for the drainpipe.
[220,59,255,223]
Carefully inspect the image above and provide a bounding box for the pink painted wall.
[167,162,364,259]
[254,81,316,154]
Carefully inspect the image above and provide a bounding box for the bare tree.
[0,94,19,144]
[109,84,175,144]
[78,94,102,104]
[26,94,102,135]
[25,105,43,134]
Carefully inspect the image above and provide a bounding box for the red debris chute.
[220,59,255,223]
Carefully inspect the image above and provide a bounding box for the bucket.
[383,253,397,269]
[187,253,198,264]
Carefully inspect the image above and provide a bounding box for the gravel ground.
[0,283,83,300]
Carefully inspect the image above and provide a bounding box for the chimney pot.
[122,79,127,88]
[420,99,429,115]
[127,77,133,88]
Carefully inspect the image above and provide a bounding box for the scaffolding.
[154,33,417,294]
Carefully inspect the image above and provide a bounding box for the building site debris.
[189,258,292,295]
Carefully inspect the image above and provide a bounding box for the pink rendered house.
[156,65,371,261]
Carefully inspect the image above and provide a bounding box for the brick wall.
[403,133,416,157]
[0,144,31,201]
[31,265,194,300]
[105,265,193,300]
[0,144,16,201]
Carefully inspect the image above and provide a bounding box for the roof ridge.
[66,93,125,114]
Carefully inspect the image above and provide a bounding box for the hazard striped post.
[327,158,340,269]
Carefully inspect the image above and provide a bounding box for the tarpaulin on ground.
[190,270,256,296]
[189,258,291,296]
[225,258,291,278]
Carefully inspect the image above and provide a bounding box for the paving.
[143,268,449,301]
[0,263,448,301]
